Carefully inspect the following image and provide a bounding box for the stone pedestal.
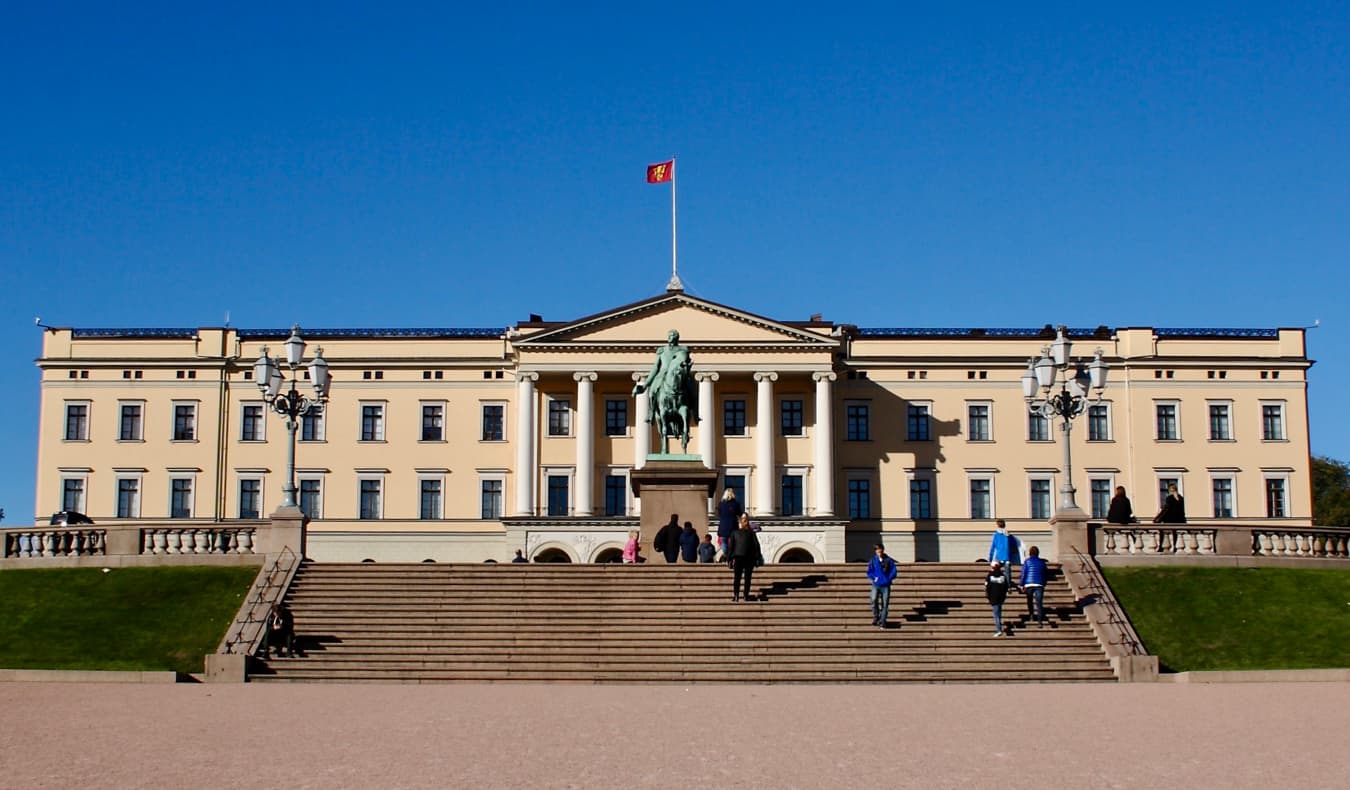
[1050,506,1091,562]
[630,459,718,563]
[258,506,307,558]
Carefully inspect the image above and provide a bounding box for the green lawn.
[1103,566,1350,672]
[0,565,260,675]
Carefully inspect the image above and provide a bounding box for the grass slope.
[0,565,259,675]
[1104,566,1350,672]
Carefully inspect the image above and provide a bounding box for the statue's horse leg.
[677,405,691,453]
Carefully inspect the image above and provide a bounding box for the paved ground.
[2,681,1347,788]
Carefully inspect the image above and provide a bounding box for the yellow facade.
[34,292,1312,562]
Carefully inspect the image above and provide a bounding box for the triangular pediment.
[513,293,838,350]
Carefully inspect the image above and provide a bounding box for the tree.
[1311,455,1350,526]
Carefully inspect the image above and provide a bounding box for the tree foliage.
[1311,455,1350,526]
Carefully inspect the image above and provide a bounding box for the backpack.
[653,530,666,552]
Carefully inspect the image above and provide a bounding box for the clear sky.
[1,3,1346,522]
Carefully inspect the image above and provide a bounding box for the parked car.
[49,511,95,526]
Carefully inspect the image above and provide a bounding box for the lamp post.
[254,325,331,510]
[1021,325,1108,515]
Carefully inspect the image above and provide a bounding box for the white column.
[753,371,778,516]
[632,372,649,470]
[513,372,538,516]
[813,371,836,516]
[696,371,719,470]
[573,372,597,517]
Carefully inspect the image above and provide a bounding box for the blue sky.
[2,3,1347,521]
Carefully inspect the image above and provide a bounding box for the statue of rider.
[632,329,698,453]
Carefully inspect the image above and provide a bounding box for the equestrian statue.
[632,329,698,454]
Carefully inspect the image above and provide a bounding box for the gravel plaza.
[2,680,1347,788]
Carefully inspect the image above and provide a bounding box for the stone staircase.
[250,562,1117,683]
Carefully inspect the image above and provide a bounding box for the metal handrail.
[222,547,299,655]
[1070,547,1146,657]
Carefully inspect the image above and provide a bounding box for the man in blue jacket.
[867,543,898,629]
[1019,545,1049,627]
[987,519,1021,573]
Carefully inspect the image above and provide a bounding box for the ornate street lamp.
[254,325,331,510]
[1022,325,1108,514]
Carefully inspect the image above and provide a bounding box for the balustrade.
[1098,524,1349,560]
[2,525,259,558]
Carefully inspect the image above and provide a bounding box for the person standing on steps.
[729,512,763,602]
[716,488,743,563]
[987,519,1021,576]
[679,520,700,563]
[866,543,898,629]
[1019,545,1048,627]
[985,561,1011,637]
[654,514,682,564]
[264,601,295,658]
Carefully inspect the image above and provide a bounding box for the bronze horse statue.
[632,329,698,454]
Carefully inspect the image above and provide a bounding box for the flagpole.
[667,155,682,292]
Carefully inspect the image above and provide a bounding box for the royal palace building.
[33,290,1313,563]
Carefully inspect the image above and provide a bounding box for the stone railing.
[2,511,304,564]
[1092,523,1349,561]
[2,523,261,559]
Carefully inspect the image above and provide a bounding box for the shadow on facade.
[841,378,961,561]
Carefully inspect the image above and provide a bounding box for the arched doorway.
[594,547,624,564]
[778,547,816,563]
[533,548,573,563]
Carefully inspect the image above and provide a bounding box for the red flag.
[646,160,674,183]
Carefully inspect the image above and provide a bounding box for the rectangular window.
[420,479,442,519]
[1087,405,1110,442]
[1265,478,1287,517]
[299,479,322,519]
[910,478,933,519]
[1155,403,1178,441]
[907,404,931,441]
[967,403,991,442]
[723,399,747,436]
[170,478,193,519]
[62,478,86,513]
[64,403,89,441]
[605,399,628,436]
[969,479,992,519]
[239,479,261,519]
[846,402,870,441]
[482,404,505,441]
[847,478,871,519]
[241,405,264,441]
[421,403,445,442]
[604,474,627,516]
[546,475,569,517]
[360,404,385,441]
[119,403,143,441]
[1028,413,1050,442]
[1262,403,1285,441]
[1212,478,1234,518]
[723,474,747,507]
[1090,478,1112,519]
[116,478,140,518]
[1030,478,1052,520]
[548,398,571,437]
[359,479,382,519]
[300,409,325,441]
[173,404,197,441]
[1209,403,1232,441]
[480,478,504,519]
[780,474,804,516]
[781,398,804,437]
